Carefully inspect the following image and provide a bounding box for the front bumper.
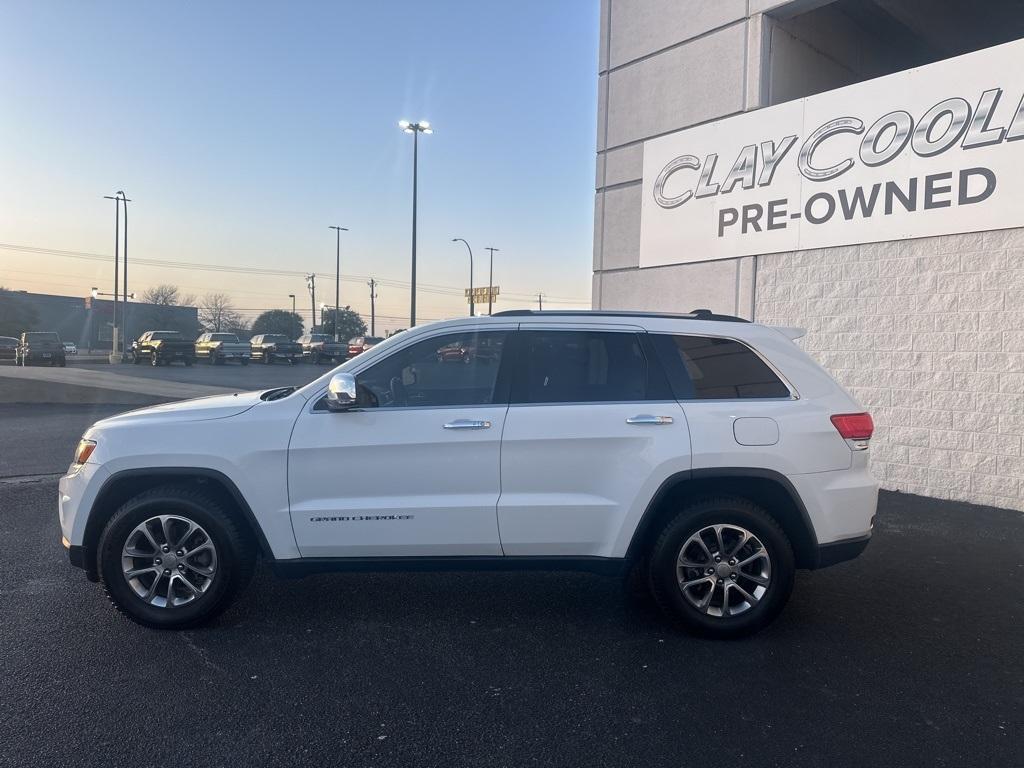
[59,461,110,577]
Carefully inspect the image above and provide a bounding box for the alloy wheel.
[676,524,771,618]
[121,515,218,608]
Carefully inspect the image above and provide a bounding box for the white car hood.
[93,391,265,427]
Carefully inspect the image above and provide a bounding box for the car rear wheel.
[151,354,159,366]
[97,485,256,629]
[647,497,794,638]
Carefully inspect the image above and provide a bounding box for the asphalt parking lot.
[1,393,1021,767]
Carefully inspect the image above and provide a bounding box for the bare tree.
[141,284,196,308]
[199,292,242,333]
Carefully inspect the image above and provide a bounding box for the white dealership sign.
[639,39,1024,267]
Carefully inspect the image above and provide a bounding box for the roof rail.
[490,309,750,323]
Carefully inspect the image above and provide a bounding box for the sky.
[0,0,599,332]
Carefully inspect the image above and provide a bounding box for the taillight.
[831,413,874,449]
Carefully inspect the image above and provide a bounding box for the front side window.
[513,330,663,404]
[354,330,509,408]
[651,334,790,399]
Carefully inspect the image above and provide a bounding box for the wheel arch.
[80,467,273,580]
[625,468,820,569]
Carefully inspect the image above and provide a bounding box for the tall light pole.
[485,246,500,315]
[288,294,296,314]
[452,238,474,317]
[118,190,131,358]
[102,194,121,362]
[399,119,432,327]
[328,226,348,342]
[537,293,544,311]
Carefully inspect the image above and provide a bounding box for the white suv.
[59,310,877,637]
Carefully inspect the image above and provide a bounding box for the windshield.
[209,333,238,342]
[25,332,59,342]
[263,335,289,342]
[150,331,182,340]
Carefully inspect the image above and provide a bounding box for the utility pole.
[103,194,121,362]
[305,273,316,333]
[485,247,499,315]
[119,191,131,357]
[367,278,378,336]
[537,293,544,311]
[328,226,348,342]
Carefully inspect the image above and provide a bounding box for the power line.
[0,242,592,304]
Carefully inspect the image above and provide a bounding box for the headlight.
[73,439,97,465]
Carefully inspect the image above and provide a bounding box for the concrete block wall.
[594,0,765,313]
[755,231,1024,512]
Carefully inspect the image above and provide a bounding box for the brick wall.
[755,229,1024,512]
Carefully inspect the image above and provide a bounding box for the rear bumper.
[813,532,871,569]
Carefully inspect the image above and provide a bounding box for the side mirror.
[325,372,358,412]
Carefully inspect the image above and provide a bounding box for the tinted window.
[26,332,60,342]
[514,330,664,404]
[263,335,289,343]
[150,331,181,341]
[356,331,508,408]
[652,334,790,399]
[210,333,237,342]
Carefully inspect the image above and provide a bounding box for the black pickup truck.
[16,332,66,366]
[250,334,302,365]
[297,333,347,364]
[132,330,196,366]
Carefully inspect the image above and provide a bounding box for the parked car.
[132,331,196,367]
[62,341,78,355]
[17,331,66,366]
[347,335,383,358]
[195,332,250,365]
[61,310,877,637]
[297,333,347,364]
[250,334,302,365]
[0,336,17,362]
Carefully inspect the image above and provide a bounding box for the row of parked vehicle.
[0,332,75,366]
[131,331,385,366]
[0,330,383,367]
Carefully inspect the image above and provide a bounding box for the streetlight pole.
[399,120,433,327]
[118,191,131,358]
[328,226,348,342]
[485,246,500,315]
[289,294,296,314]
[103,194,120,362]
[452,238,474,317]
[537,293,544,311]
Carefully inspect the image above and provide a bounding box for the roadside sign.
[465,286,499,304]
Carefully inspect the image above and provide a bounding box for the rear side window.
[513,330,669,404]
[651,334,790,400]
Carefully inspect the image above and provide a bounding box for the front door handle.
[625,414,674,425]
[443,419,492,430]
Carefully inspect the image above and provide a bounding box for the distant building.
[1,290,199,350]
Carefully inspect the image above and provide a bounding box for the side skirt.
[270,555,629,579]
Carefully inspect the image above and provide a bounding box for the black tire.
[133,353,142,365]
[647,496,794,639]
[97,485,257,630]
[208,353,217,365]
[262,353,270,365]
[151,354,159,366]
[240,358,249,366]
[184,358,193,367]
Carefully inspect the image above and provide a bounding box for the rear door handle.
[443,419,492,430]
[625,414,674,425]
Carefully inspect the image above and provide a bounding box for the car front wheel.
[97,485,256,629]
[647,497,794,639]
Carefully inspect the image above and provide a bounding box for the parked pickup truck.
[132,331,196,367]
[17,331,66,366]
[195,333,251,365]
[250,334,302,365]
[297,333,347,364]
